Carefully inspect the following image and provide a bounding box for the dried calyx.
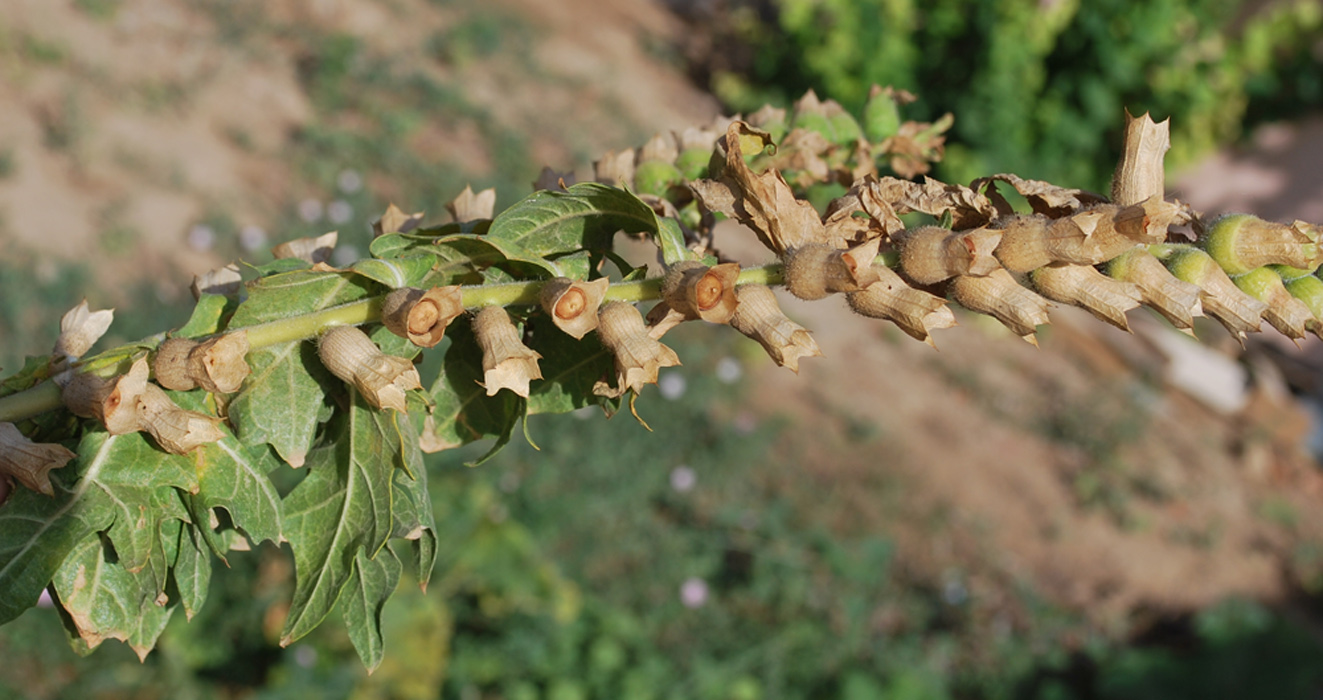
[136,384,226,455]
[1030,263,1142,332]
[61,356,151,435]
[594,302,681,398]
[729,284,822,372]
[318,325,421,411]
[540,277,609,339]
[0,421,76,496]
[472,306,543,398]
[382,286,464,348]
[782,238,883,300]
[154,331,251,394]
[949,269,1053,345]
[893,225,1001,285]
[846,264,956,346]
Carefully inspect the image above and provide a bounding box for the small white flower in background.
[680,577,708,609]
[187,224,215,252]
[572,405,596,420]
[715,356,742,384]
[658,371,686,400]
[298,198,324,223]
[37,589,53,608]
[331,244,360,268]
[670,465,696,493]
[239,224,267,252]
[337,168,363,194]
[294,645,317,668]
[327,199,354,225]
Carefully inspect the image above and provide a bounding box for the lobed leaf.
[341,543,402,672]
[279,390,405,646]
[51,532,175,660]
[227,341,335,468]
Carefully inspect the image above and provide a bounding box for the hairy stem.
[0,264,789,422]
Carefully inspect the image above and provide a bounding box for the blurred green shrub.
[707,0,1323,190]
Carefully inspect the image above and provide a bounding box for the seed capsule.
[1105,247,1203,332]
[1163,247,1266,340]
[1203,213,1322,275]
[1030,263,1142,332]
[317,326,421,412]
[472,306,543,398]
[949,269,1052,344]
[1232,266,1314,341]
[153,337,199,391]
[540,277,609,340]
[894,225,1002,285]
[152,332,251,394]
[661,261,741,323]
[136,384,226,455]
[729,284,822,372]
[61,357,150,434]
[782,238,883,300]
[847,264,957,346]
[0,421,75,496]
[381,286,464,348]
[593,302,681,398]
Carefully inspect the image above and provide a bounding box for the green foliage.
[716,0,1323,190]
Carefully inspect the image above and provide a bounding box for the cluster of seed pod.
[681,109,1323,349]
[16,94,1323,502]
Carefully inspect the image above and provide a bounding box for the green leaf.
[390,422,436,589]
[429,234,561,279]
[280,390,403,646]
[228,269,378,327]
[486,182,659,258]
[228,340,334,467]
[79,432,198,574]
[51,532,175,660]
[350,254,438,289]
[420,322,522,453]
[525,313,614,416]
[0,355,53,396]
[368,221,490,259]
[189,436,284,549]
[656,217,696,266]
[341,543,402,672]
[172,522,212,620]
[0,471,113,625]
[176,294,236,338]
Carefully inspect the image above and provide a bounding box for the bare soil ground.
[2,0,1321,637]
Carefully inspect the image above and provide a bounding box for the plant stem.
[0,264,789,422]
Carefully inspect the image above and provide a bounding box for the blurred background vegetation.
[4,0,1323,698]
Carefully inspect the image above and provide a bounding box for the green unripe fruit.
[826,107,864,146]
[863,91,901,142]
[1232,266,1283,303]
[1284,273,1323,319]
[675,148,710,181]
[633,160,684,197]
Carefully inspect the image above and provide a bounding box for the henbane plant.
[0,87,1318,669]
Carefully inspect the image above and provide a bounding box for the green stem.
[0,263,789,422]
[0,382,61,423]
